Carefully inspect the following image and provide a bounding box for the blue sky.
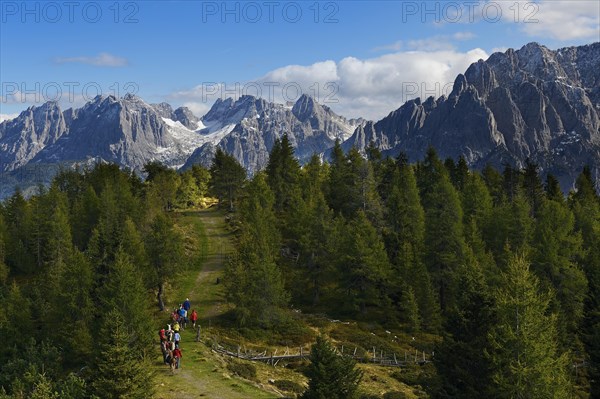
[1,0,599,120]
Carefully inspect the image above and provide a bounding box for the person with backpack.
[174,331,181,347]
[173,347,182,369]
[178,307,187,329]
[183,298,191,311]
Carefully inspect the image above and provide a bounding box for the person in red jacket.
[173,347,182,369]
[190,309,198,328]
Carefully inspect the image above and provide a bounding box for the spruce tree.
[545,173,564,203]
[327,140,350,215]
[3,189,35,274]
[92,309,154,399]
[97,248,154,353]
[48,250,95,366]
[209,148,246,211]
[436,249,494,398]
[521,159,545,216]
[266,134,301,214]
[301,335,362,399]
[335,211,391,315]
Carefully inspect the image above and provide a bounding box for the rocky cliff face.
[0,101,67,171]
[182,94,362,173]
[345,42,600,191]
[31,94,174,171]
[151,102,200,130]
[0,94,209,176]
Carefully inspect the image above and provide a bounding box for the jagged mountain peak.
[292,94,323,120]
[151,102,175,119]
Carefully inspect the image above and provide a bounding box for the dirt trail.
[154,208,278,399]
[189,209,233,320]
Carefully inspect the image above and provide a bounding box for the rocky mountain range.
[0,41,599,197]
[181,94,363,173]
[345,42,600,191]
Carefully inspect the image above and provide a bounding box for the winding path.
[153,208,279,399]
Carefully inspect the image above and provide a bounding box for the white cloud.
[374,32,476,52]
[0,113,19,123]
[491,47,509,54]
[498,0,599,41]
[170,48,488,121]
[182,102,212,118]
[54,52,129,67]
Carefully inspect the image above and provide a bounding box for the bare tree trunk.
[157,282,165,311]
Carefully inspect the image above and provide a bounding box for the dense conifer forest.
[1,136,599,398]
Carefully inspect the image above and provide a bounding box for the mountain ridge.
[1,41,599,195]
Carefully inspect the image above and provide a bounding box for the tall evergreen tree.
[545,173,564,203]
[3,189,35,274]
[289,187,334,306]
[209,148,246,211]
[91,310,154,399]
[48,250,95,366]
[266,134,302,213]
[223,174,288,326]
[532,199,586,351]
[486,254,571,398]
[146,213,184,310]
[482,163,505,205]
[334,211,391,315]
[436,250,494,398]
[521,159,545,216]
[97,248,154,353]
[301,335,362,399]
[422,173,465,311]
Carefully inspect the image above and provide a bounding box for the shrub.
[274,380,304,393]
[226,361,257,381]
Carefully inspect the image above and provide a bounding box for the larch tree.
[146,213,184,311]
[486,254,572,398]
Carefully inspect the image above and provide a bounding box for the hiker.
[165,348,173,366]
[173,321,180,333]
[174,331,181,347]
[171,308,179,322]
[159,328,167,343]
[173,346,182,369]
[183,298,191,311]
[160,341,169,363]
[178,307,187,329]
[190,309,198,328]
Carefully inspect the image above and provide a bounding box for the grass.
[152,207,281,399]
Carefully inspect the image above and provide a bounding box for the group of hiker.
[159,297,199,371]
